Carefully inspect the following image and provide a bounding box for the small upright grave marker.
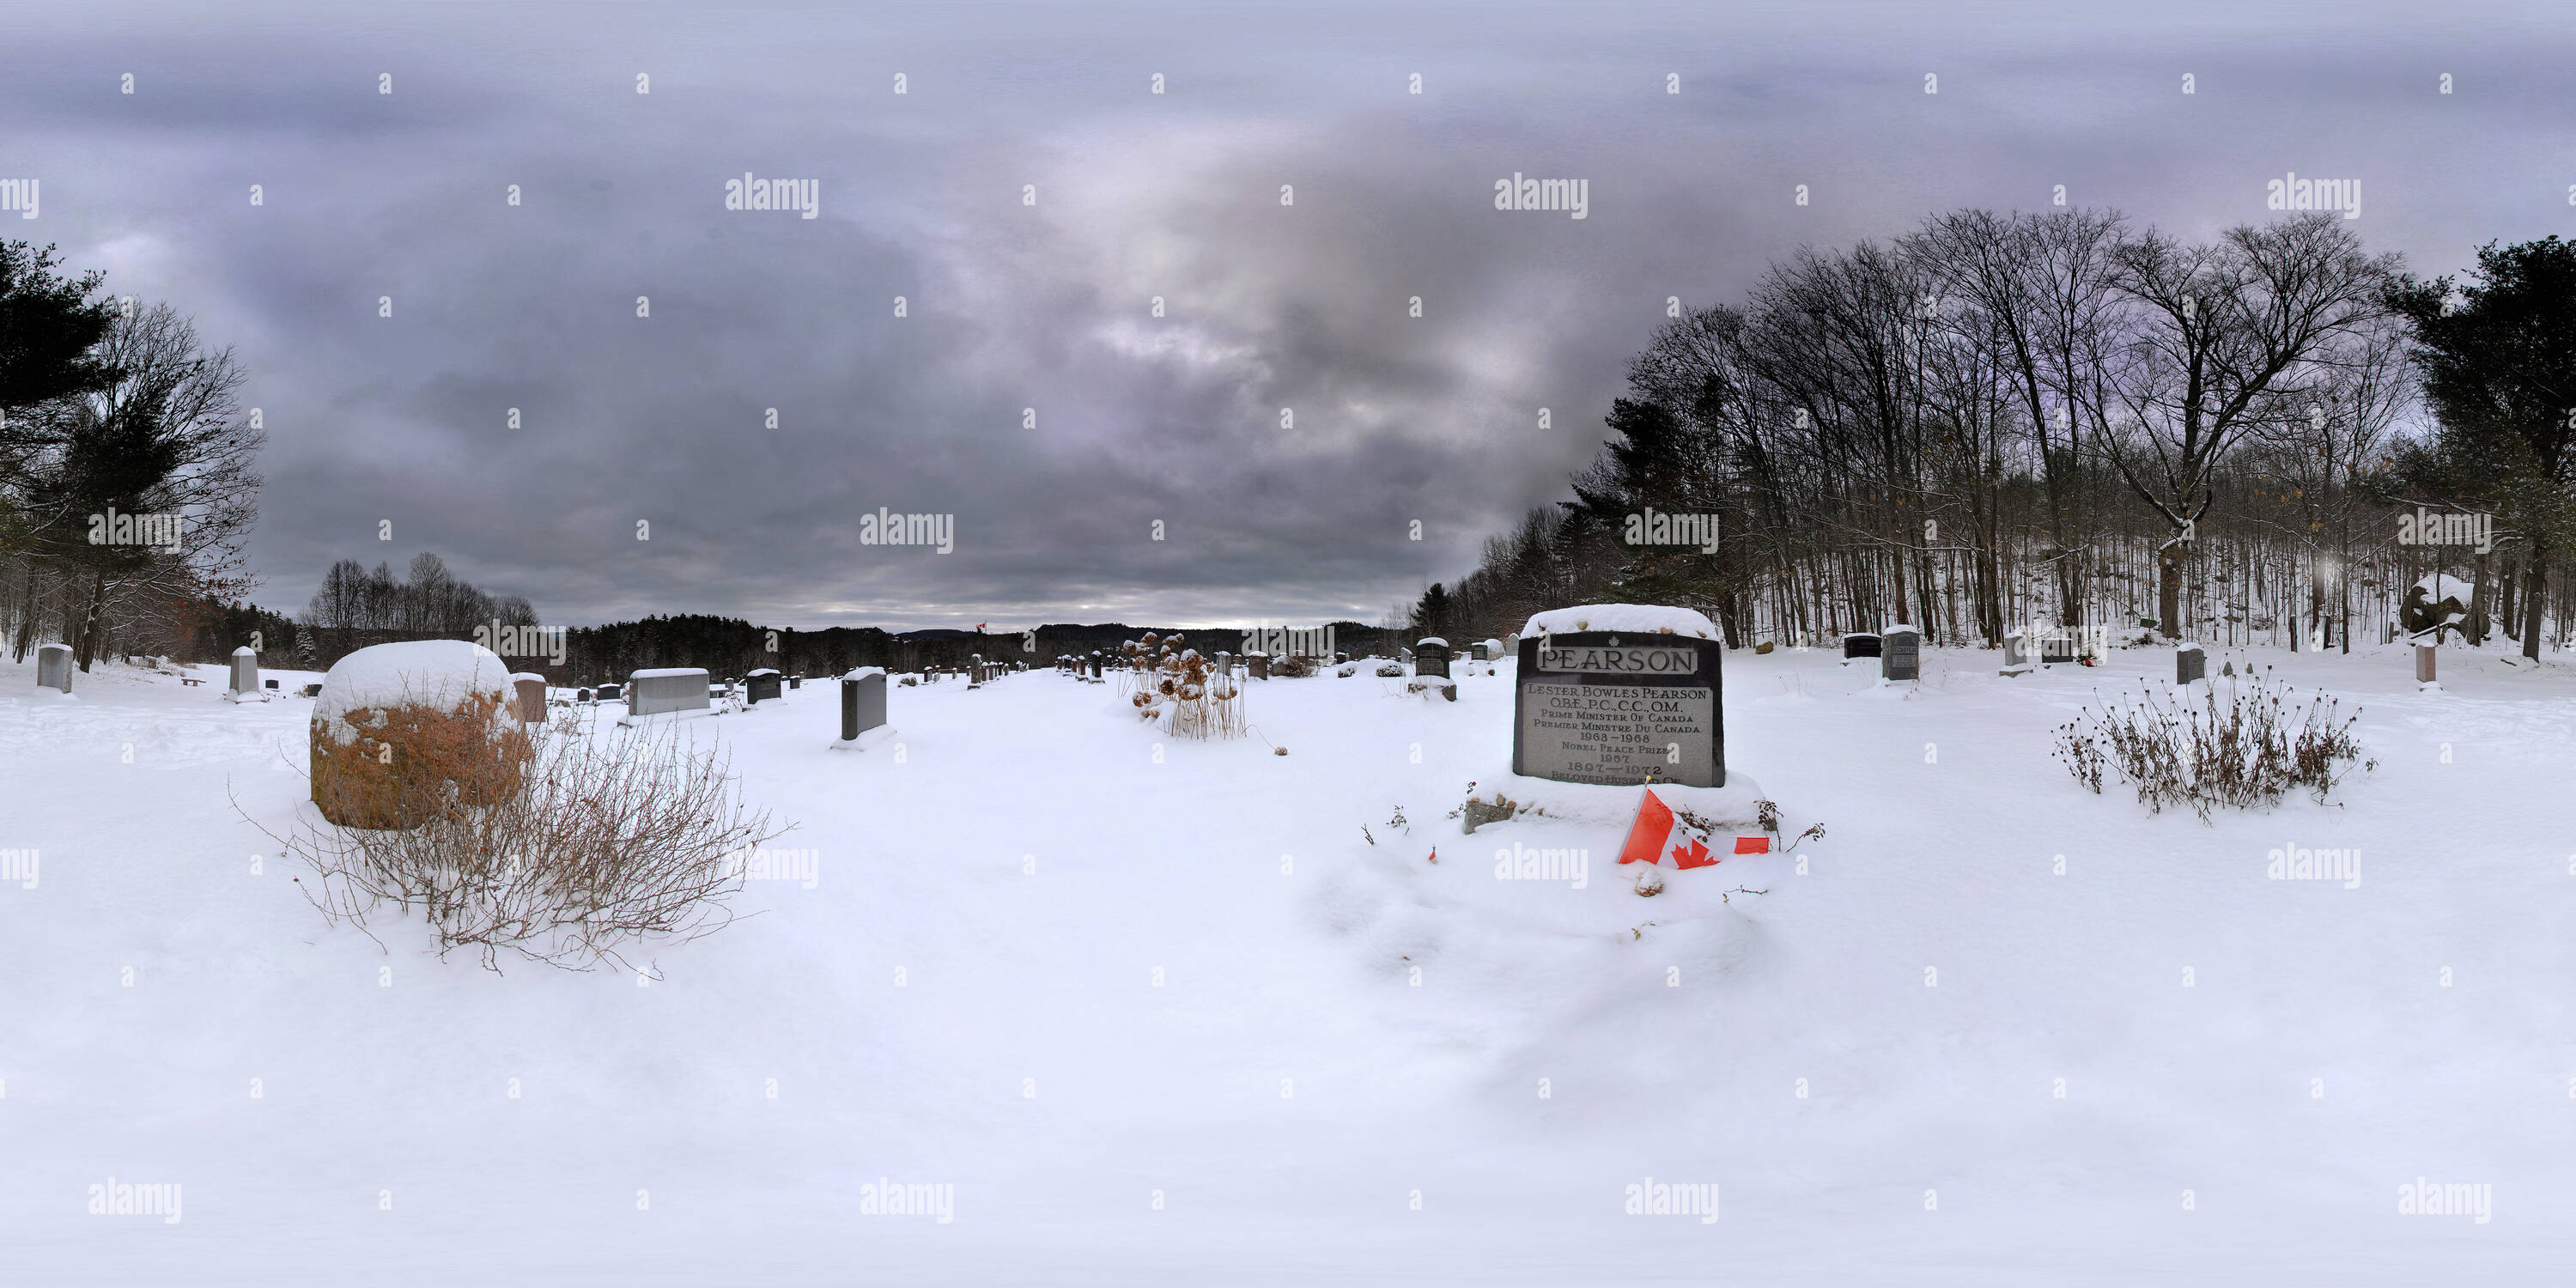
[746,668,782,704]
[2175,643,2205,685]
[1413,638,1451,679]
[2000,631,2031,677]
[840,667,888,743]
[512,673,547,722]
[1880,625,1920,682]
[228,645,261,700]
[627,668,711,716]
[2415,644,2438,687]
[36,642,72,693]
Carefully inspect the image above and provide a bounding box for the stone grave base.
[829,724,900,753]
[1478,758,1774,837]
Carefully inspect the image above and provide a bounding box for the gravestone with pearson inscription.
[1512,605,1724,789]
[1414,638,1451,678]
[1880,625,1920,682]
[36,641,72,693]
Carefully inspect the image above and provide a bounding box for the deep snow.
[3,640,2573,1285]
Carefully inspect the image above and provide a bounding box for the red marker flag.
[1617,788,1723,870]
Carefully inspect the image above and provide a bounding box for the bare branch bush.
[2052,667,2374,822]
[266,712,781,974]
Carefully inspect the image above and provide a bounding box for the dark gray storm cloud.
[6,0,2568,629]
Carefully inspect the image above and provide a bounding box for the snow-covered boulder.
[311,641,526,829]
[1519,604,1719,641]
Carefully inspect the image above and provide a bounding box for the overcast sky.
[7,1,2569,630]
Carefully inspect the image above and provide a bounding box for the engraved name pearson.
[1534,645,1701,677]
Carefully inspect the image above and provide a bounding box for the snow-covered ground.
[3,641,2572,1285]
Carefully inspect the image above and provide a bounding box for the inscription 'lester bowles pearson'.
[1514,637,1724,789]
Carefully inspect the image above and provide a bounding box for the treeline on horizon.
[1411,210,2576,662]
[191,569,1416,683]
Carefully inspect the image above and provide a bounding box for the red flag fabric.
[1619,789,1722,869]
[1733,836,1770,854]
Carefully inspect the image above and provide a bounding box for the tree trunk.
[2522,541,2547,661]
[74,573,110,671]
[2157,541,2183,638]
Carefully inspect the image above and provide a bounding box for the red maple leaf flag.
[1618,788,1718,869]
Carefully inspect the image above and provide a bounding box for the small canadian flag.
[1617,788,1768,870]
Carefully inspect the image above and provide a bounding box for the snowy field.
[3,641,2573,1285]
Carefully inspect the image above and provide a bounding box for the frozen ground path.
[2,643,2571,1285]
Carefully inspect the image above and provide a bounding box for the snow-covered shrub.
[1272,653,1317,678]
[309,641,529,829]
[1374,661,1404,678]
[2052,668,2373,822]
[273,714,779,974]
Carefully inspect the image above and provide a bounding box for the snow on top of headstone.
[1519,605,1719,640]
[844,666,886,680]
[2414,574,2474,602]
[509,671,546,683]
[747,667,781,677]
[630,667,708,679]
[38,641,70,655]
[314,641,513,744]
[1417,637,1449,648]
[232,644,258,656]
[1882,623,1920,635]
[1242,649,1268,658]
[2175,641,2204,653]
